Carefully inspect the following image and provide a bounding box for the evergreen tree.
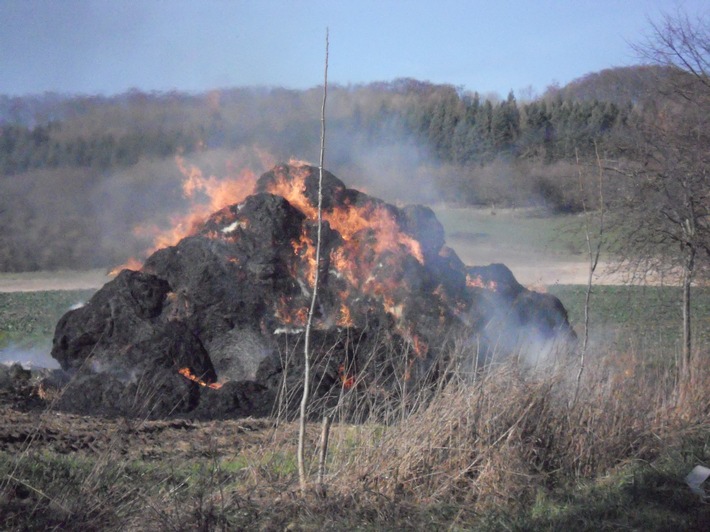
[491,91,520,153]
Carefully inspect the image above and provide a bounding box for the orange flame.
[291,228,318,287]
[338,364,355,390]
[109,256,144,275]
[337,303,354,327]
[275,295,308,326]
[132,154,257,252]
[178,367,223,389]
[412,334,429,358]
[466,274,498,291]
[111,147,273,273]
[263,165,424,265]
[263,164,426,326]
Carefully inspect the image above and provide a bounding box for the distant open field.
[0,269,112,293]
[434,206,627,286]
[0,207,619,293]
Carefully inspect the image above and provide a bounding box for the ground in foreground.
[1,362,708,531]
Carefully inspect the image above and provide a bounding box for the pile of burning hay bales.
[50,163,575,419]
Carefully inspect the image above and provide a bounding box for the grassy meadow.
[1,209,709,530]
[0,289,95,349]
[432,205,592,260]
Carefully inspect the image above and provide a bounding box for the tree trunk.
[680,245,696,392]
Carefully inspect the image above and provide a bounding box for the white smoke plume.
[0,343,60,370]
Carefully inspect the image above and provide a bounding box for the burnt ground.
[0,375,274,461]
[0,406,272,461]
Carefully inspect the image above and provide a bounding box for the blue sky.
[1,0,707,98]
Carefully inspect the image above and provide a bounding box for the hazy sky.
[1,0,708,98]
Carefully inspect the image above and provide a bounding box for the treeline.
[0,67,653,177]
[0,66,665,271]
[369,81,631,164]
[0,122,197,174]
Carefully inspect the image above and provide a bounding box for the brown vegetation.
[0,342,708,530]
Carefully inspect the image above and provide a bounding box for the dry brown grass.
[286,344,709,515]
[2,342,708,530]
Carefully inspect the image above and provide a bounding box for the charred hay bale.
[463,263,576,360]
[466,263,525,299]
[205,326,276,382]
[510,291,574,340]
[56,368,199,419]
[55,322,213,418]
[255,163,350,212]
[401,204,446,261]
[189,380,275,420]
[48,163,578,420]
[142,193,310,339]
[51,270,170,371]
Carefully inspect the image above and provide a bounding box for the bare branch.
[298,28,329,495]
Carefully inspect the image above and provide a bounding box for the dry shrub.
[319,344,710,514]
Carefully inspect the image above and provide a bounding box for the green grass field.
[432,205,591,259]
[0,290,95,349]
[551,284,710,351]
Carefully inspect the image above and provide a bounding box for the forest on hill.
[2,66,658,176]
[0,63,704,272]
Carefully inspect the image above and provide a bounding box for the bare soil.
[442,237,626,286]
[0,405,272,460]
[0,269,113,293]
[0,259,626,294]
[0,370,275,461]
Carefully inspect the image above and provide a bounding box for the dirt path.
[0,270,112,293]
[446,238,627,287]
[0,261,620,293]
[0,257,629,294]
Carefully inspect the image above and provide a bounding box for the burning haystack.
[51,163,574,419]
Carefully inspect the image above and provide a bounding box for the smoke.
[478,324,571,371]
[0,85,589,272]
[327,123,441,205]
[0,343,60,370]
[471,287,577,371]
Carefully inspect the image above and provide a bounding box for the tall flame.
[263,164,424,265]
[111,147,273,274]
[134,154,258,253]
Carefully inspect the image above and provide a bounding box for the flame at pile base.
[50,163,575,420]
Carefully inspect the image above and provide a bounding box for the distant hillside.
[548,65,671,105]
[0,68,660,271]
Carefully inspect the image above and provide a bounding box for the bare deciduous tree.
[615,11,709,392]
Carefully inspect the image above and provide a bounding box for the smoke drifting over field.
[89,116,447,268]
[0,344,60,370]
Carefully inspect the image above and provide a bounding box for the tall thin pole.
[298,28,329,494]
